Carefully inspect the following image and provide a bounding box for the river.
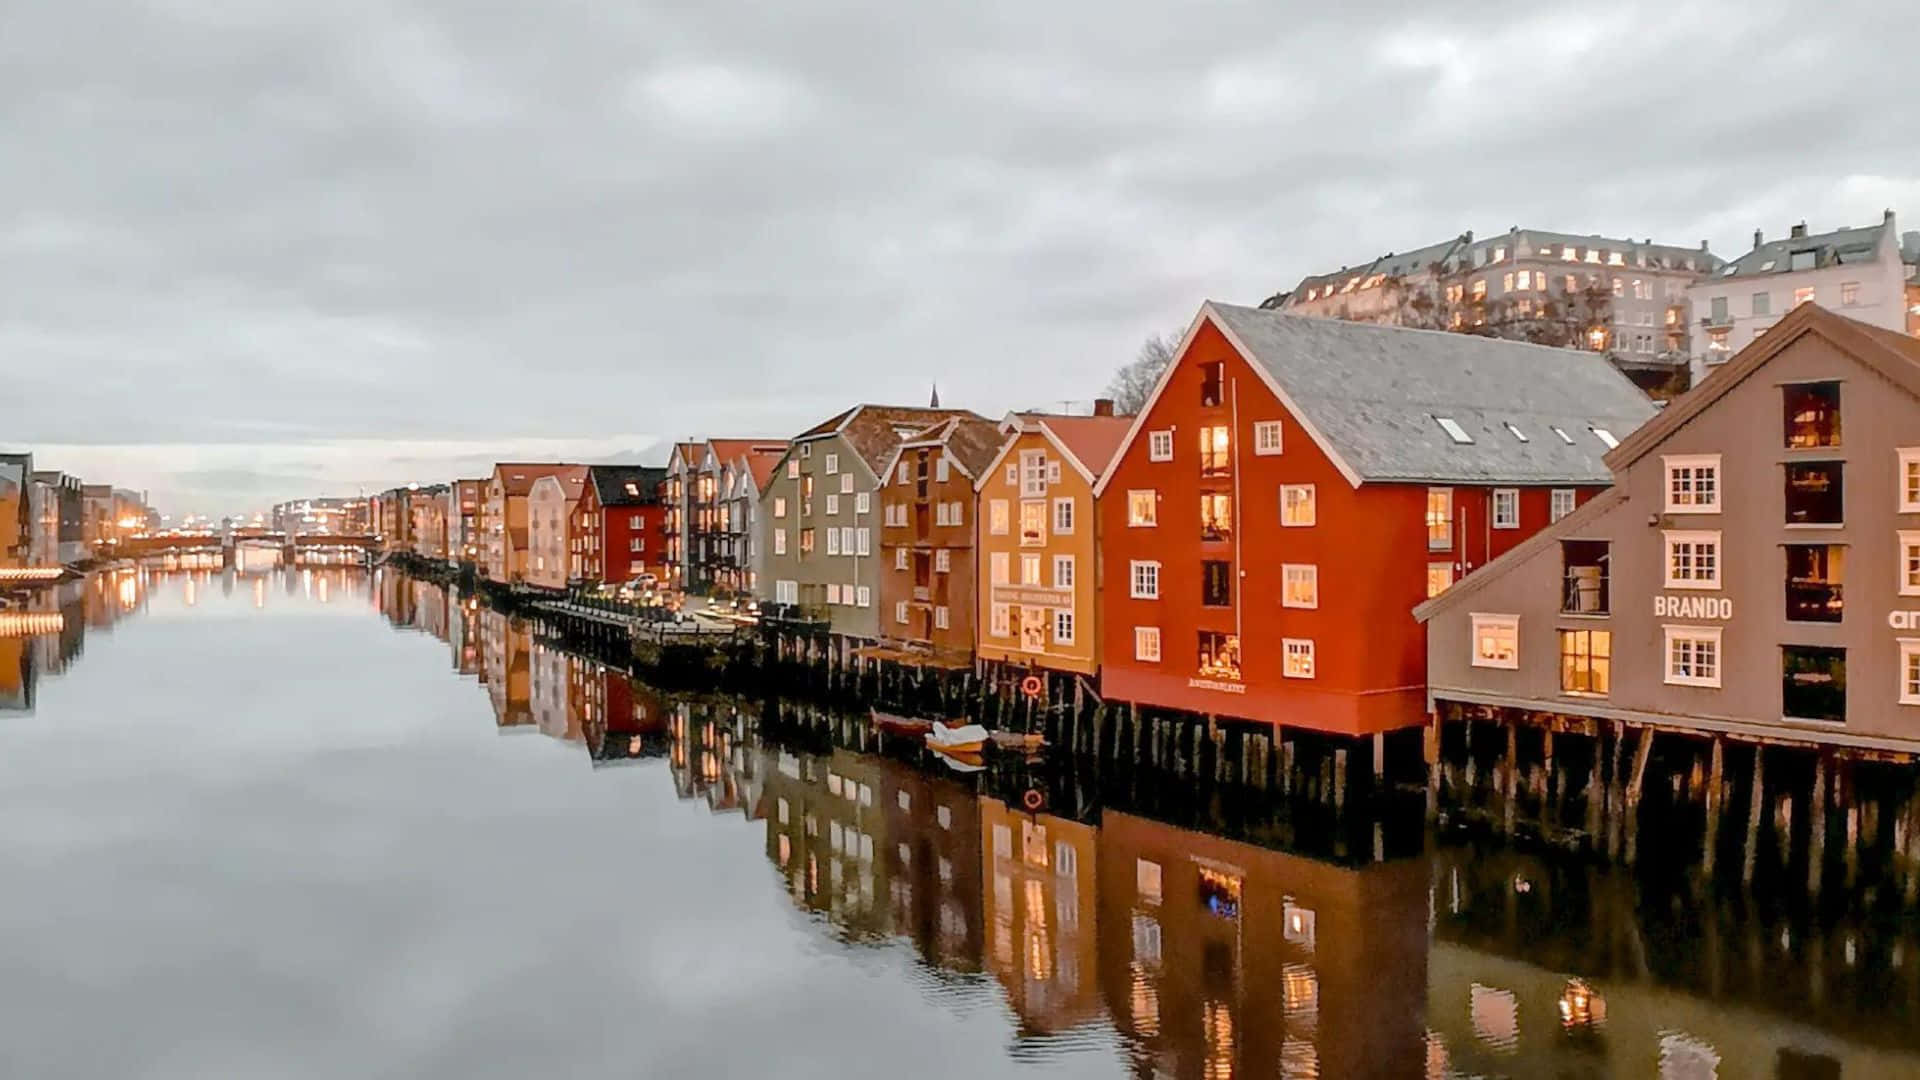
[1,566,1916,1078]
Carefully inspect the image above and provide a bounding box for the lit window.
[1280,484,1316,527]
[1282,564,1318,609]
[1516,270,1531,290]
[1663,530,1721,589]
[1901,640,1920,706]
[1492,489,1519,529]
[1134,626,1161,662]
[1794,286,1816,307]
[1148,431,1173,462]
[1282,639,1315,679]
[773,496,787,519]
[1253,421,1284,455]
[1021,553,1042,585]
[1019,501,1047,546]
[1900,531,1920,597]
[1127,490,1157,527]
[1136,859,1163,904]
[989,499,1009,535]
[1664,455,1721,513]
[1427,488,1454,550]
[1426,562,1453,598]
[1199,426,1230,474]
[1471,613,1519,669]
[1559,629,1611,694]
[988,551,1006,582]
[1898,449,1920,512]
[1435,417,1474,444]
[1129,561,1160,599]
[1665,626,1722,688]
[1550,489,1576,522]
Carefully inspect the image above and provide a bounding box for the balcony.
[912,585,930,602]
[1560,541,1610,615]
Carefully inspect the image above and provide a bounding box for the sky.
[2,0,1916,516]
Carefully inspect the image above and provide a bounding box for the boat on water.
[925,720,989,755]
[869,708,934,737]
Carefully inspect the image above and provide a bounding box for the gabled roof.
[793,404,987,476]
[587,465,664,507]
[978,412,1135,492]
[1710,217,1897,282]
[878,416,1004,486]
[741,445,785,492]
[1108,302,1654,490]
[491,463,584,497]
[1412,488,1628,623]
[527,466,589,504]
[1606,302,1920,469]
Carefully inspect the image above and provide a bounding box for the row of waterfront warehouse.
[389,284,1920,762]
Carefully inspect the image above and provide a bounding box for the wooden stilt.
[1703,736,1725,878]
[1373,731,1387,793]
[1425,719,1442,822]
[1743,745,1766,888]
[1843,762,1860,891]
[1810,752,1829,898]
[1504,723,1519,840]
[1903,787,1920,908]
[1281,732,1295,797]
[1334,747,1349,813]
[1584,727,1606,850]
[1624,728,1654,866]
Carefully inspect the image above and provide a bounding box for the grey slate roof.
[1714,221,1891,281]
[1205,302,1657,485]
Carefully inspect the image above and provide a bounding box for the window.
[824,453,837,475]
[1200,361,1224,407]
[1137,858,1164,904]
[1005,464,1016,485]
[1134,626,1161,661]
[1435,417,1474,444]
[825,494,840,517]
[1785,382,1841,448]
[1253,421,1283,455]
[934,548,950,573]
[1707,327,1731,358]
[1901,532,1920,596]
[1019,500,1046,546]
[1197,630,1240,680]
[1051,497,1074,535]
[892,546,909,571]
[1283,639,1315,679]
[898,462,911,484]
[1021,553,1042,585]
[773,496,787,519]
[1900,449,1920,512]
[825,528,839,555]
[1785,544,1844,622]
[856,586,870,608]
[1280,484,1316,527]
[935,457,950,483]
[1130,561,1160,599]
[1664,626,1721,688]
[1128,490,1157,527]
[1559,630,1611,694]
[1020,450,1047,497]
[855,527,869,555]
[1427,488,1454,550]
[775,579,797,604]
[1839,280,1861,307]
[826,583,841,605]
[1148,430,1173,462]
[1560,540,1611,615]
[989,551,1008,584]
[1551,488,1577,522]
[1471,614,1519,669]
[1200,492,1231,541]
[1282,564,1318,608]
[1783,646,1845,722]
[855,492,869,514]
[1664,530,1721,589]
[786,460,799,479]
[1492,489,1519,529]
[1199,425,1230,475]
[1785,461,1844,525]
[1047,461,1061,484]
[1502,271,1514,292]
[894,600,908,625]
[990,603,1010,637]
[1551,426,1574,445]
[1200,560,1233,607]
[1794,285,1817,306]
[1052,554,1074,590]
[773,530,787,556]
[989,500,1008,535]
[1053,610,1074,645]
[800,528,815,554]
[1426,562,1453,598]
[1664,455,1720,513]
[1900,641,1920,706]
[1752,291,1770,316]
[934,605,949,630]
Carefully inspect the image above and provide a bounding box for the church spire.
[929,382,941,408]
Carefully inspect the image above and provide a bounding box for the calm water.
[4,567,1920,1078]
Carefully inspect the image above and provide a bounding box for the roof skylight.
[1551,426,1575,445]
[1591,427,1619,449]
[1504,423,1529,443]
[1435,417,1474,444]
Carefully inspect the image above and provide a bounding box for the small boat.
[870,708,934,737]
[926,720,989,756]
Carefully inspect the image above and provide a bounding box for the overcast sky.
[3,0,1915,515]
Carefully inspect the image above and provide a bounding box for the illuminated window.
[1427,488,1454,550]
[1664,455,1720,513]
[989,499,1009,535]
[1019,501,1047,546]
[1020,553,1042,585]
[1282,638,1315,679]
[772,497,787,519]
[1900,640,1920,706]
[1199,425,1231,475]
[1559,629,1611,694]
[1427,562,1453,598]
[1280,484,1316,527]
[989,551,1008,584]
[1136,859,1163,904]
[1200,492,1231,541]
[1127,490,1157,527]
[1282,563,1318,608]
[1898,449,1920,512]
[1900,531,1920,597]
[1134,626,1161,661]
[1471,613,1519,669]
[1794,286,1817,307]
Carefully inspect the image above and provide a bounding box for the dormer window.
[1435,417,1474,444]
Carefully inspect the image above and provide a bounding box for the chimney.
[1753,228,1763,249]
[1886,208,1897,224]
[1791,221,1808,239]
[1093,398,1115,417]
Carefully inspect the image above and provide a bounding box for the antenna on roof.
[929,382,941,408]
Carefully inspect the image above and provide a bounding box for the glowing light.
[0,612,64,637]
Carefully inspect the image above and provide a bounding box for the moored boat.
[925,720,988,755]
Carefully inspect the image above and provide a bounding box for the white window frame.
[772,496,787,519]
[1280,484,1316,527]
[1020,450,1047,498]
[839,474,853,495]
[825,528,840,556]
[1282,638,1315,679]
[1052,497,1074,535]
[989,499,1009,535]
[1663,454,1722,514]
[773,530,787,556]
[894,547,908,571]
[935,458,950,483]
[1901,531,1920,597]
[894,600,909,625]
[898,462,910,484]
[1047,461,1061,484]
[786,460,799,479]
[990,552,1008,584]
[1281,563,1318,609]
[824,453,837,475]
[825,494,839,517]
[855,492,869,514]
[1550,488,1576,522]
[856,586,870,608]
[1663,530,1722,590]
[826,583,841,605]
[1127,490,1157,527]
[1899,449,1920,513]
[1129,560,1160,600]
[1053,610,1075,645]
[1253,420,1284,455]
[1020,553,1042,586]
[855,527,869,556]
[1148,430,1173,462]
[1134,626,1161,662]
[1052,554,1075,590]
[1492,488,1520,529]
[934,605,950,630]
[935,548,951,573]
[1663,625,1723,689]
[990,602,1010,638]
[1900,639,1920,706]
[1470,613,1520,670]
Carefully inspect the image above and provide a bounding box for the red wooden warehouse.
[574,465,668,587]
[1094,302,1654,737]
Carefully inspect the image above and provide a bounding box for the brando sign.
[1654,595,1732,620]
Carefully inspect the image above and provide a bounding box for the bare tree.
[1105,330,1181,414]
